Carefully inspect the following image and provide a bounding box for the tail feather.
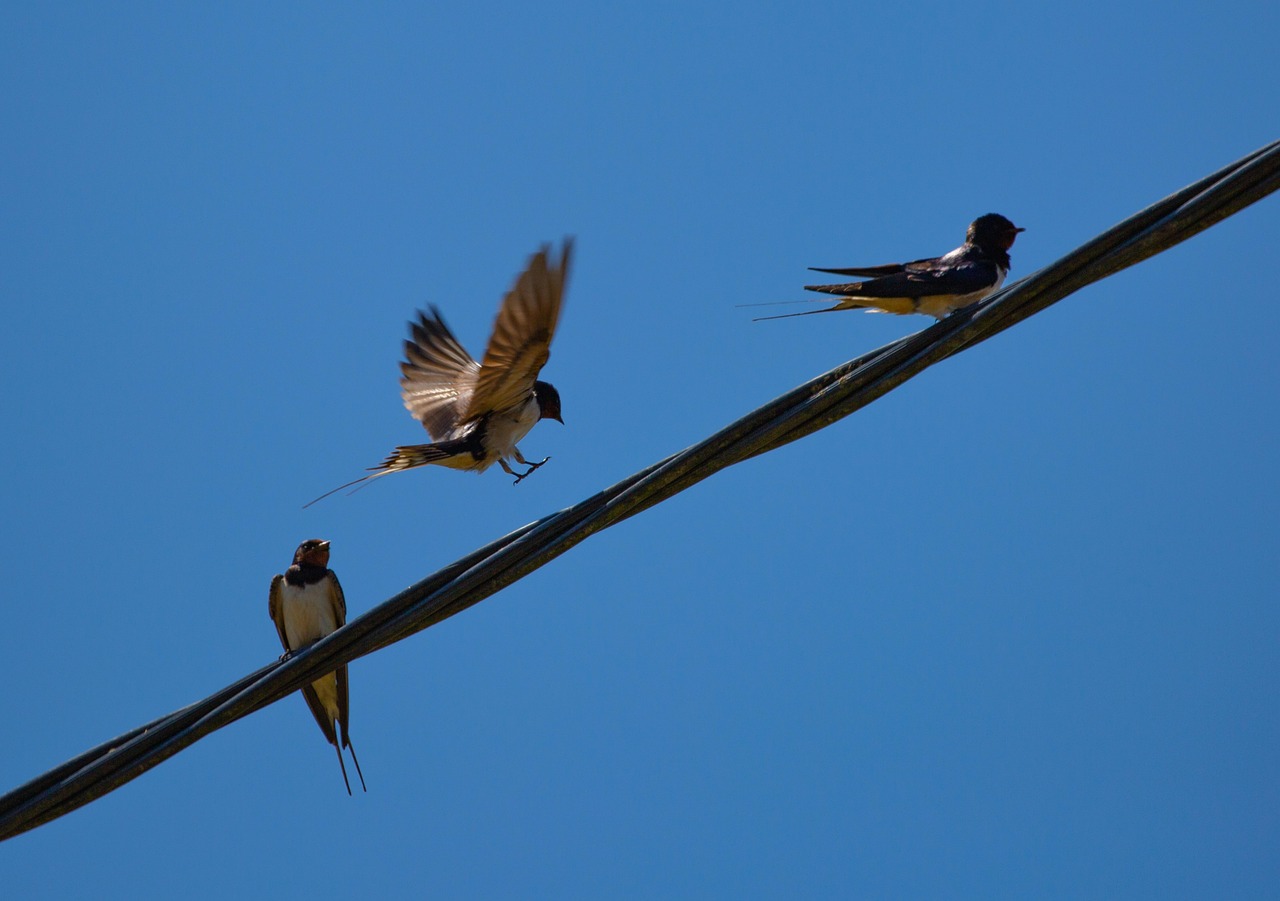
[303,441,465,508]
[753,305,842,322]
[808,263,905,278]
[803,285,917,316]
[755,297,912,321]
[377,442,455,473]
[734,299,831,308]
[334,743,353,796]
[344,736,367,793]
[303,469,396,508]
[804,282,867,296]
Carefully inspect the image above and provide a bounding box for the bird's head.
[294,538,331,568]
[534,380,564,424]
[968,213,1025,252]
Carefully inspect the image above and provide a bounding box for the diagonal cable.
[1,140,1276,841]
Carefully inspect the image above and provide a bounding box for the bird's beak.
[1013,226,1026,233]
[317,540,331,552]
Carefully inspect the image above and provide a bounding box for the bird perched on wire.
[306,239,571,505]
[268,539,366,795]
[755,214,1024,321]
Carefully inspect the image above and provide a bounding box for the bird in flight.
[307,239,571,505]
[268,539,367,795]
[755,214,1024,321]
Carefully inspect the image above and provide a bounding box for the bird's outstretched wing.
[464,239,572,422]
[400,308,482,441]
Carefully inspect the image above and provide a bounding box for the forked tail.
[345,737,367,793]
[334,744,353,796]
[303,442,459,508]
[752,305,841,322]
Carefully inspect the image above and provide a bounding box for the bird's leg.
[498,458,535,484]
[506,449,551,485]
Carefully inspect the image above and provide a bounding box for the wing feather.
[326,572,352,748]
[808,262,906,278]
[399,307,481,440]
[267,575,290,653]
[805,260,997,299]
[325,571,347,626]
[465,239,572,422]
[301,684,338,746]
[808,255,940,278]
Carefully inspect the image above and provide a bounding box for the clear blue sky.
[2,2,1277,897]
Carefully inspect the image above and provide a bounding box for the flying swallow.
[268,539,367,795]
[306,240,571,505]
[756,214,1024,321]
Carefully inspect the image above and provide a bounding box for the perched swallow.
[268,539,366,795]
[756,214,1024,321]
[306,240,571,505]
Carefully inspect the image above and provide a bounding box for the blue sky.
[2,2,1277,897]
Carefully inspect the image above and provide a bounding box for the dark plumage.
[268,539,366,795]
[757,214,1024,321]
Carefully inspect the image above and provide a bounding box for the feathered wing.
[326,572,365,790]
[399,307,482,440]
[299,574,347,747]
[807,255,939,278]
[805,259,996,299]
[267,575,290,653]
[748,258,1003,321]
[326,573,351,743]
[464,239,572,422]
[326,571,347,624]
[300,685,339,745]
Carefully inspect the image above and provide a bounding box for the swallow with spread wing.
[307,240,570,505]
[756,214,1024,321]
[268,539,367,795]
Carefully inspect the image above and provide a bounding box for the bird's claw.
[511,457,551,485]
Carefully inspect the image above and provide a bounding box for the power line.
[2,140,1276,841]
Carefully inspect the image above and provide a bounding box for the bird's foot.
[511,457,551,485]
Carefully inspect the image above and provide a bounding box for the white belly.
[279,580,341,719]
[474,395,540,470]
[917,266,1007,319]
[279,581,339,650]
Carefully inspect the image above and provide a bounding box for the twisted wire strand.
[2,140,1276,841]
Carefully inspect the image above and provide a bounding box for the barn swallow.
[268,539,367,795]
[306,240,571,505]
[756,214,1024,321]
